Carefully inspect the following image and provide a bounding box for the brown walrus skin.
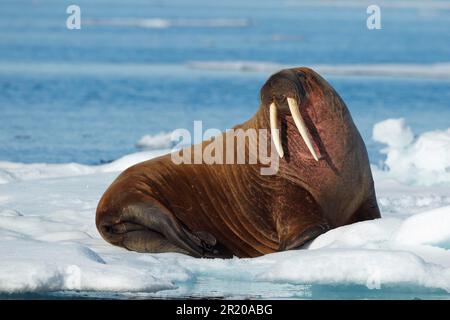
[96,67,381,258]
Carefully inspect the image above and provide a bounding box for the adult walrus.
[96,67,381,258]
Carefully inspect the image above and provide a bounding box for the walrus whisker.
[287,97,319,161]
[269,102,284,158]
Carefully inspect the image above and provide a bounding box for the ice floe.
[372,118,450,186]
[0,119,449,298]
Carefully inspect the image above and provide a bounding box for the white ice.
[0,119,450,298]
[84,18,251,29]
[372,118,450,186]
[136,132,175,150]
[2,61,449,82]
[187,61,450,79]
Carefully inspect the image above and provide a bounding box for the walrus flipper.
[118,202,230,258]
[121,229,190,255]
[283,223,330,251]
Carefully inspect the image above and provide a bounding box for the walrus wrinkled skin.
[96,67,381,258]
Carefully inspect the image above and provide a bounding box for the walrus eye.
[287,97,319,162]
[269,102,284,158]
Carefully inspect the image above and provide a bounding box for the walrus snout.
[261,70,303,108]
[261,68,318,161]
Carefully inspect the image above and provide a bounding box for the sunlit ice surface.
[0,0,450,299]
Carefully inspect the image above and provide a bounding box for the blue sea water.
[1,0,450,301]
[1,0,450,165]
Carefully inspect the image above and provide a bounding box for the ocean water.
[1,0,450,300]
[1,0,450,165]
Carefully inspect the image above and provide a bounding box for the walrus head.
[258,67,351,169]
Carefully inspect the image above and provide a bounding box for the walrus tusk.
[269,102,284,158]
[287,97,319,161]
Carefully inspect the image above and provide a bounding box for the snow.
[0,149,170,184]
[393,206,450,249]
[0,240,174,293]
[372,118,450,186]
[261,250,450,292]
[1,119,450,298]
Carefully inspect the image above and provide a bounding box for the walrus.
[96,67,381,258]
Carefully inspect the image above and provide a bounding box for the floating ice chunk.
[187,61,284,72]
[0,162,95,184]
[260,249,450,292]
[187,61,450,79]
[0,168,450,296]
[394,206,450,249]
[307,218,401,250]
[373,118,414,149]
[0,150,169,184]
[373,119,450,186]
[0,239,174,293]
[99,150,170,173]
[136,132,175,150]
